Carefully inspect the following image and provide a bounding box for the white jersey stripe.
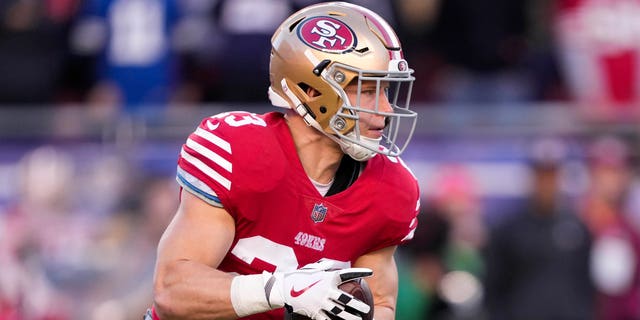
[401,227,416,242]
[186,138,232,173]
[195,127,232,154]
[181,149,231,190]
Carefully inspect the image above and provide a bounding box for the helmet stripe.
[345,4,403,59]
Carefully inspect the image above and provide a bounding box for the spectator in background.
[580,135,640,320]
[0,146,81,319]
[396,203,452,320]
[553,0,640,121]
[426,0,536,105]
[429,165,486,319]
[483,138,594,320]
[88,176,178,319]
[397,165,486,320]
[0,0,80,105]
[202,0,292,102]
[391,0,441,102]
[70,0,188,116]
[169,0,224,105]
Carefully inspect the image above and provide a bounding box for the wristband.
[230,273,283,317]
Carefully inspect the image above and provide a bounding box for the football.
[285,278,374,320]
[339,278,374,320]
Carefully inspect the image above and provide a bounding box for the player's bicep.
[156,189,235,269]
[354,246,399,320]
[152,185,239,319]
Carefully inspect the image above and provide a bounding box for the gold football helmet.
[269,1,417,161]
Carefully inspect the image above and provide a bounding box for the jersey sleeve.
[176,111,265,209]
[176,166,224,207]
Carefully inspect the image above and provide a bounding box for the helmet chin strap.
[278,79,379,162]
[279,79,324,131]
[338,133,380,161]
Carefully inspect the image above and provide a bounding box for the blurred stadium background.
[1,0,640,319]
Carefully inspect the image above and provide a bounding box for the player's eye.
[361,89,377,96]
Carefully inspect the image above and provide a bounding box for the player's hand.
[266,261,373,320]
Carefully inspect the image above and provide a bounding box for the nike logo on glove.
[290,280,322,297]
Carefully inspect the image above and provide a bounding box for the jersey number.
[231,236,347,272]
[213,112,267,128]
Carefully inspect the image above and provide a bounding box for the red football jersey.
[176,111,420,319]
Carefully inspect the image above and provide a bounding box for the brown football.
[285,278,374,320]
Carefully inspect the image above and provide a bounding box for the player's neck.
[285,111,343,184]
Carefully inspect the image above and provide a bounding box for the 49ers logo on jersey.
[298,16,357,53]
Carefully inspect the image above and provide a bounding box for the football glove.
[266,261,373,320]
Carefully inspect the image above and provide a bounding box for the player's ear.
[304,86,321,98]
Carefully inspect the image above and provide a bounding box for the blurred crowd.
[1,0,640,319]
[0,144,179,319]
[398,134,640,320]
[2,132,640,320]
[1,0,640,119]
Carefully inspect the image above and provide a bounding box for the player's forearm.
[153,259,238,320]
[373,305,395,320]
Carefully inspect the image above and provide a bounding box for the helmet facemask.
[322,62,417,161]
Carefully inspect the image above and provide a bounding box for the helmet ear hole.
[319,106,327,113]
[298,82,321,98]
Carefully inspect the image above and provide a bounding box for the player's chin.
[365,130,383,139]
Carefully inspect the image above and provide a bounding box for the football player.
[147,2,420,319]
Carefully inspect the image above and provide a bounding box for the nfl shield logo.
[311,203,328,223]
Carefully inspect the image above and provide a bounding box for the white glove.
[266,261,373,320]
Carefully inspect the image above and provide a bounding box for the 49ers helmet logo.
[298,16,357,53]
